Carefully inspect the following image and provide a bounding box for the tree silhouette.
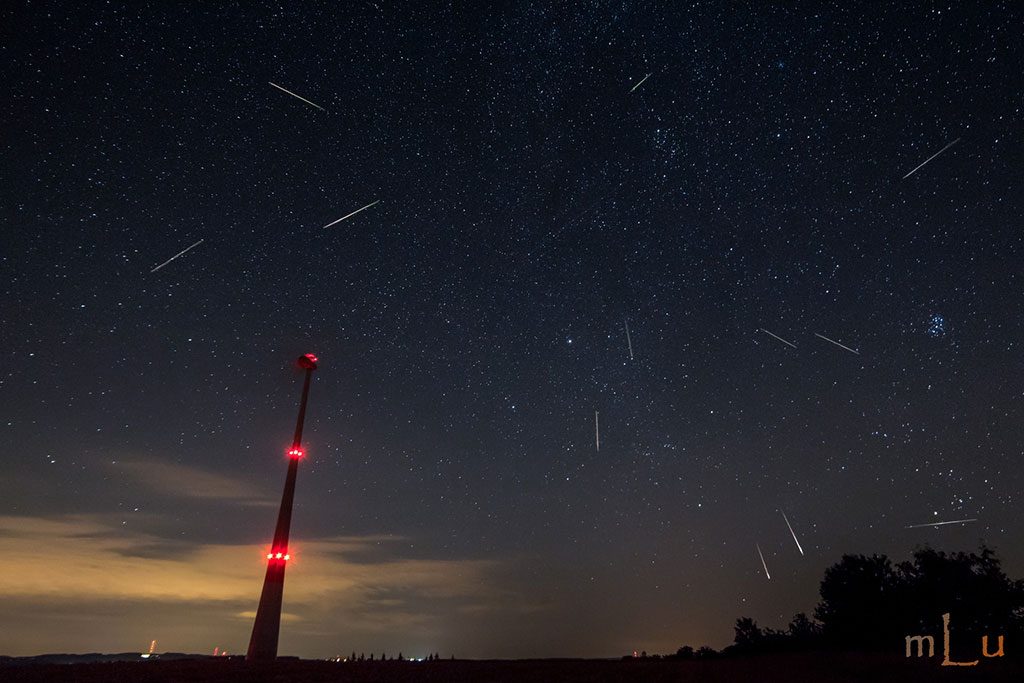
[713,544,1024,656]
[900,546,1024,643]
[787,612,821,648]
[812,545,1023,650]
[814,553,909,649]
[733,617,764,651]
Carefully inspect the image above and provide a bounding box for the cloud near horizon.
[114,458,277,505]
[0,514,535,657]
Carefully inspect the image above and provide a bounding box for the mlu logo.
[905,613,1005,666]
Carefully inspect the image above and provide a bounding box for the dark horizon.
[2,0,1021,661]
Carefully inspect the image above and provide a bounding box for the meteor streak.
[781,511,805,556]
[902,137,960,179]
[594,411,600,451]
[321,200,380,228]
[624,319,634,361]
[150,239,204,273]
[759,328,797,349]
[814,332,860,355]
[629,73,651,92]
[905,518,977,529]
[756,543,771,580]
[268,81,326,112]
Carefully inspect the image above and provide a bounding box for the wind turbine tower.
[246,353,319,661]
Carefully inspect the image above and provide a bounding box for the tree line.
[661,545,1024,659]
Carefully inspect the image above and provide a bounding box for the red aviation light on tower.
[265,550,292,562]
[298,354,318,370]
[287,447,304,459]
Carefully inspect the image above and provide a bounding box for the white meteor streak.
[629,73,651,93]
[760,328,797,349]
[624,319,634,360]
[756,543,771,580]
[905,518,977,529]
[902,137,960,179]
[781,511,805,556]
[321,200,381,228]
[594,411,600,451]
[268,81,326,112]
[814,332,860,355]
[150,239,204,273]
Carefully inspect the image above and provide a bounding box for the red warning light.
[287,447,304,459]
[297,354,318,370]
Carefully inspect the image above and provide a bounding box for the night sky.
[2,0,1022,660]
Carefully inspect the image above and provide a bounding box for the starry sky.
[1,0,1022,660]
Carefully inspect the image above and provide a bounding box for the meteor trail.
[902,137,960,179]
[905,518,977,529]
[760,328,797,349]
[150,239,204,273]
[756,543,771,580]
[594,411,600,451]
[268,81,326,112]
[781,511,805,556]
[629,73,651,93]
[321,200,381,228]
[624,319,634,361]
[814,332,860,355]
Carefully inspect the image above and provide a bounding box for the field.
[3,653,1022,683]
